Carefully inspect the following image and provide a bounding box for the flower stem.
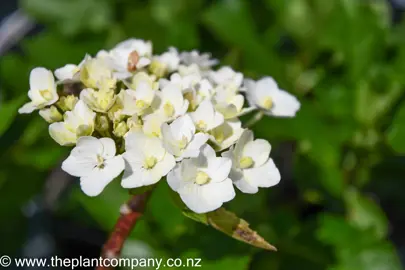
[244,111,264,128]
[97,191,152,270]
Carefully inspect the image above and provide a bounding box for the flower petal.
[179,178,235,213]
[72,136,103,158]
[80,156,124,197]
[237,158,281,194]
[181,133,209,159]
[205,157,232,183]
[18,102,36,114]
[30,67,55,91]
[151,152,176,179]
[62,155,96,178]
[100,137,116,158]
[271,89,301,117]
[243,139,271,167]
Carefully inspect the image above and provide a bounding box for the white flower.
[180,50,218,69]
[167,144,235,213]
[178,64,202,77]
[214,87,253,119]
[54,55,89,82]
[159,72,201,91]
[190,99,224,132]
[18,68,58,114]
[80,57,116,89]
[160,73,213,111]
[120,81,155,116]
[61,136,124,196]
[142,113,165,137]
[244,77,300,117]
[161,114,209,161]
[49,100,96,146]
[153,47,180,73]
[122,131,175,188]
[209,118,244,151]
[55,64,80,82]
[108,39,152,79]
[209,66,243,90]
[126,72,158,91]
[222,130,280,194]
[152,83,189,121]
[80,87,116,113]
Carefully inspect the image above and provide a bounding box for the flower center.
[262,97,273,110]
[40,89,53,101]
[163,102,175,117]
[239,156,253,169]
[136,100,147,109]
[196,120,207,131]
[96,155,105,169]
[144,156,157,169]
[195,171,211,185]
[178,136,188,149]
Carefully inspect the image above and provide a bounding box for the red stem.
[96,191,152,270]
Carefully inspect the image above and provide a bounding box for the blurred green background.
[1,0,405,269]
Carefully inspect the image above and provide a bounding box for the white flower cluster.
[18,38,300,213]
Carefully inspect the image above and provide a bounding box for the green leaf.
[387,101,405,153]
[182,209,208,225]
[207,208,277,251]
[21,0,113,36]
[0,96,26,136]
[0,54,30,92]
[317,214,402,270]
[317,214,368,248]
[75,178,128,230]
[203,0,284,79]
[344,188,388,239]
[170,189,276,251]
[148,182,187,241]
[202,0,257,49]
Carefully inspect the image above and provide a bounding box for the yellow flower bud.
[149,60,167,78]
[57,95,78,111]
[39,106,63,123]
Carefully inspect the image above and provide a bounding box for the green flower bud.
[113,121,128,137]
[95,115,110,133]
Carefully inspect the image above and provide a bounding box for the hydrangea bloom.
[62,137,125,196]
[18,37,300,214]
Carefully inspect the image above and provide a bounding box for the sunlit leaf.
[344,188,388,239]
[207,208,277,251]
